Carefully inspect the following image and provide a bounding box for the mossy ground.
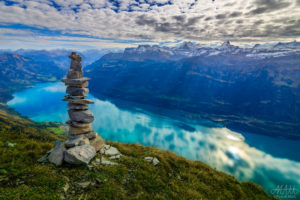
[0,105,276,200]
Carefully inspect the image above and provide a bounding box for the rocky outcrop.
[47,52,105,166]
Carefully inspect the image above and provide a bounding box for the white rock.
[4,141,16,148]
[109,155,121,160]
[100,145,121,156]
[77,181,91,189]
[144,157,160,166]
[63,182,69,193]
[100,157,117,166]
[64,144,96,165]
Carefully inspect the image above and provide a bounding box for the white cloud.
[0,0,299,49]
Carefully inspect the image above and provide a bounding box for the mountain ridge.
[85,41,300,139]
[0,53,64,102]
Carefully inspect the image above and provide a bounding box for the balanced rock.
[62,77,90,87]
[65,95,85,99]
[67,103,89,110]
[89,134,105,152]
[67,70,83,79]
[48,140,66,166]
[84,131,97,139]
[65,136,90,148]
[66,87,89,96]
[67,120,91,128]
[68,110,94,123]
[69,125,93,135]
[55,52,106,166]
[64,144,96,165]
[69,52,82,62]
[63,98,94,105]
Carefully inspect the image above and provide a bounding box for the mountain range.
[97,40,300,62]
[0,41,299,138]
[0,54,64,102]
[0,48,119,69]
[85,41,300,139]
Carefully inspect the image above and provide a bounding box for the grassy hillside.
[0,104,276,200]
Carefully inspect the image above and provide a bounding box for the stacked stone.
[48,52,105,166]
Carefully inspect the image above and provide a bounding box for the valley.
[85,42,300,139]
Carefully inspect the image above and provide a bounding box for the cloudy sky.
[0,0,299,49]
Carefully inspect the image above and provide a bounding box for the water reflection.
[8,82,300,196]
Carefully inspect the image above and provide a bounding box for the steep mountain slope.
[0,54,64,102]
[0,104,276,200]
[86,42,300,138]
[0,49,119,69]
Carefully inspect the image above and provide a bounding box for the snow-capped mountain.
[86,40,300,139]
[121,41,300,61]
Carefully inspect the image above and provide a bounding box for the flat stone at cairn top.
[69,52,82,62]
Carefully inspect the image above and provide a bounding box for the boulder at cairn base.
[68,110,94,123]
[64,144,96,165]
[89,134,105,152]
[84,131,97,139]
[48,140,66,166]
[65,136,90,148]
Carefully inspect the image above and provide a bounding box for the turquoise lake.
[8,82,300,198]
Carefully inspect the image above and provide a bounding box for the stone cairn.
[47,52,105,166]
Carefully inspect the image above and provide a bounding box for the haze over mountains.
[1,41,300,138]
[0,48,119,101]
[0,49,119,69]
[0,54,64,102]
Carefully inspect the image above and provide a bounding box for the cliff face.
[0,105,276,200]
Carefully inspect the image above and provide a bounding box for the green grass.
[0,106,277,200]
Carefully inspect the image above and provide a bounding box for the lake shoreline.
[89,91,300,140]
[6,81,300,195]
[4,80,299,140]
